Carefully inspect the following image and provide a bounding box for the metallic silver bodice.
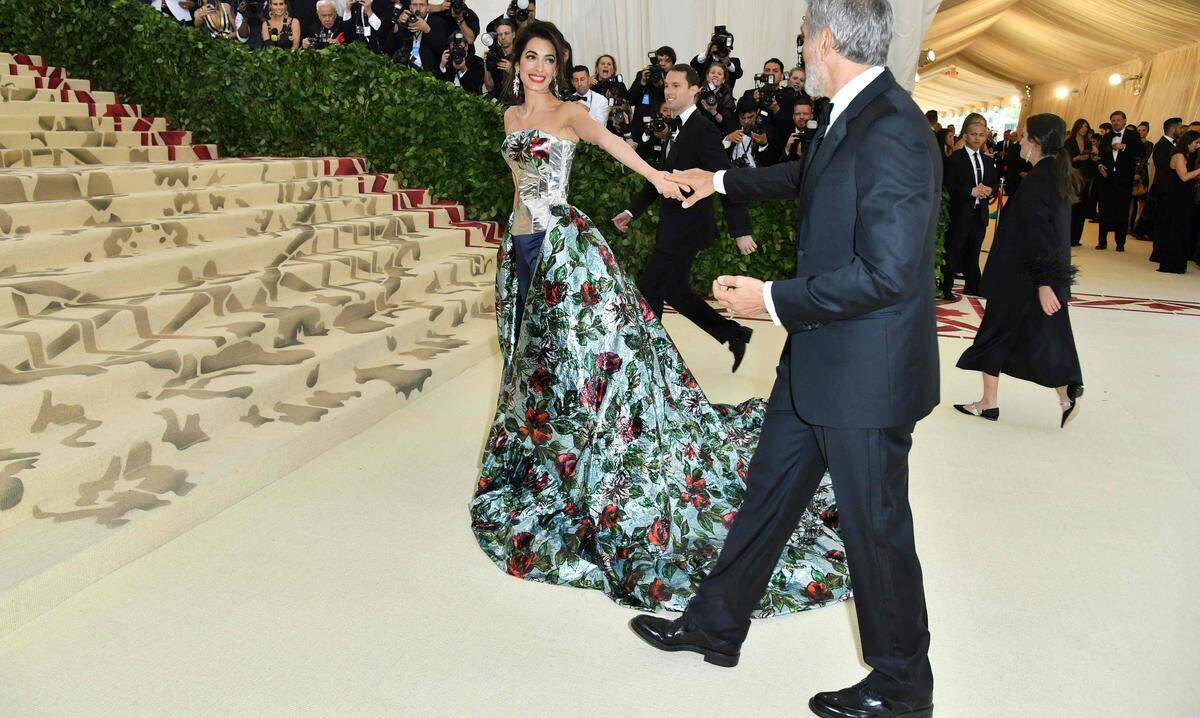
[501,129,577,234]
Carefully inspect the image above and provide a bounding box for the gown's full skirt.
[470,201,849,616]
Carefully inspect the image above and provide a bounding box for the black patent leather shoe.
[809,681,933,718]
[628,615,740,667]
[727,325,753,373]
[1061,384,1084,428]
[953,403,998,421]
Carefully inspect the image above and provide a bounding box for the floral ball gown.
[470,128,849,616]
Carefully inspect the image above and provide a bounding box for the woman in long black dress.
[1154,130,1200,274]
[955,113,1085,427]
[1064,119,1096,247]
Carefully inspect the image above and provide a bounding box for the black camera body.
[392,0,413,27]
[508,0,530,23]
[595,74,624,98]
[649,111,669,135]
[699,82,722,109]
[450,0,467,14]
[710,25,734,58]
[449,32,469,64]
[645,52,665,86]
[748,109,771,137]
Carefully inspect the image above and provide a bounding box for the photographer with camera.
[635,105,674,168]
[782,94,818,163]
[607,97,637,143]
[429,0,478,44]
[724,96,775,169]
[481,18,515,99]
[261,0,300,50]
[567,66,610,126]
[626,46,676,133]
[193,0,250,41]
[485,0,534,34]
[302,0,347,48]
[388,0,448,70]
[690,25,743,91]
[698,63,738,133]
[339,0,387,51]
[590,55,628,103]
[435,31,484,93]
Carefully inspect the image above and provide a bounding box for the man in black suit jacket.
[630,3,939,715]
[1096,110,1144,250]
[1004,134,1030,197]
[613,64,758,371]
[1146,117,1183,254]
[942,118,998,298]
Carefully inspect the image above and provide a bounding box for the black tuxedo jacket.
[945,147,998,228]
[434,53,484,94]
[627,109,753,250]
[1150,137,1176,196]
[1099,126,1144,189]
[722,69,941,429]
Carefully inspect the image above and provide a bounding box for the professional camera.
[449,32,469,65]
[645,52,665,86]
[755,73,780,106]
[748,109,771,137]
[609,97,632,126]
[710,25,735,59]
[449,0,467,14]
[699,81,722,109]
[392,0,419,28]
[508,0,531,23]
[649,111,670,135]
[594,73,624,99]
[309,27,335,49]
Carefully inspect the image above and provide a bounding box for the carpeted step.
[0,115,169,132]
[0,75,93,91]
[0,144,218,168]
[1,87,121,105]
[0,130,194,150]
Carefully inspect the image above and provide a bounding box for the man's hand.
[612,211,632,233]
[1098,165,1108,177]
[652,171,687,202]
[669,168,715,209]
[785,131,800,154]
[724,129,744,144]
[362,0,372,17]
[735,235,757,255]
[439,48,450,72]
[713,275,766,316]
[750,130,769,146]
[1112,142,1125,152]
[496,58,512,73]
[180,0,194,8]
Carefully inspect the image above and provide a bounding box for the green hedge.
[0,0,946,293]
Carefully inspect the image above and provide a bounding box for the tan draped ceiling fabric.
[914,0,1200,128]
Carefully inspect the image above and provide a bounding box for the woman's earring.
[513,74,521,95]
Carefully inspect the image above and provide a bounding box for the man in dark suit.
[630,2,939,716]
[942,117,998,298]
[613,64,758,372]
[1147,117,1183,258]
[1096,110,1144,251]
[387,0,452,70]
[1004,131,1031,197]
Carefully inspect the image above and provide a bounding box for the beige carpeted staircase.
[0,52,501,636]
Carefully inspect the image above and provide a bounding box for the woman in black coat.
[1154,130,1200,273]
[955,113,1085,427]
[1064,118,1097,246]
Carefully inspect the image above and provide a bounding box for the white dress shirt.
[577,90,611,127]
[713,66,886,326]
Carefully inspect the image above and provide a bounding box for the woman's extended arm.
[564,103,686,201]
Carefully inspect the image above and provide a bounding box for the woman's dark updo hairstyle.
[1172,130,1200,159]
[1027,112,1081,203]
[503,20,571,106]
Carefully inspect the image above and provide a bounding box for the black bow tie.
[670,116,683,132]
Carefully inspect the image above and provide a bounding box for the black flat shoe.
[954,403,998,421]
[727,325,753,373]
[809,680,933,718]
[1094,245,1106,250]
[1061,384,1084,428]
[628,615,740,667]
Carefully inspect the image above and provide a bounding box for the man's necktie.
[972,151,984,207]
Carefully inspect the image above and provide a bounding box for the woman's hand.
[1039,285,1062,316]
[652,170,688,201]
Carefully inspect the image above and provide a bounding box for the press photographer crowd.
[145,0,826,171]
[928,109,1200,288]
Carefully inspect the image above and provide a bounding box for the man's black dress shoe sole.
[808,698,933,718]
[628,618,740,667]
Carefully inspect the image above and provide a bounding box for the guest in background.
[1129,121,1152,239]
[590,54,628,101]
[1004,124,1032,196]
[569,65,609,125]
[262,0,300,49]
[956,113,1084,428]
[1148,117,1183,262]
[482,18,516,98]
[1095,110,1143,251]
[302,0,347,47]
[1154,130,1200,274]
[193,0,250,41]
[1065,118,1097,246]
[941,112,997,299]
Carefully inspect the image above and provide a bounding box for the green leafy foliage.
[0,0,945,292]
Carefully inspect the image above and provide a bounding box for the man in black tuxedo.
[1147,117,1183,260]
[630,2,939,716]
[1096,110,1144,251]
[1004,130,1031,197]
[942,116,998,298]
[613,64,758,372]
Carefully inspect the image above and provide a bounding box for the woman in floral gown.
[470,21,849,617]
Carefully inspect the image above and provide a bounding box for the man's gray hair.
[315,0,334,9]
[807,0,893,67]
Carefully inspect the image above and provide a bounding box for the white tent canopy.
[915,0,1200,120]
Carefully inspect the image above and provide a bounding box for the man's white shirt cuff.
[713,170,726,194]
[762,281,781,326]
